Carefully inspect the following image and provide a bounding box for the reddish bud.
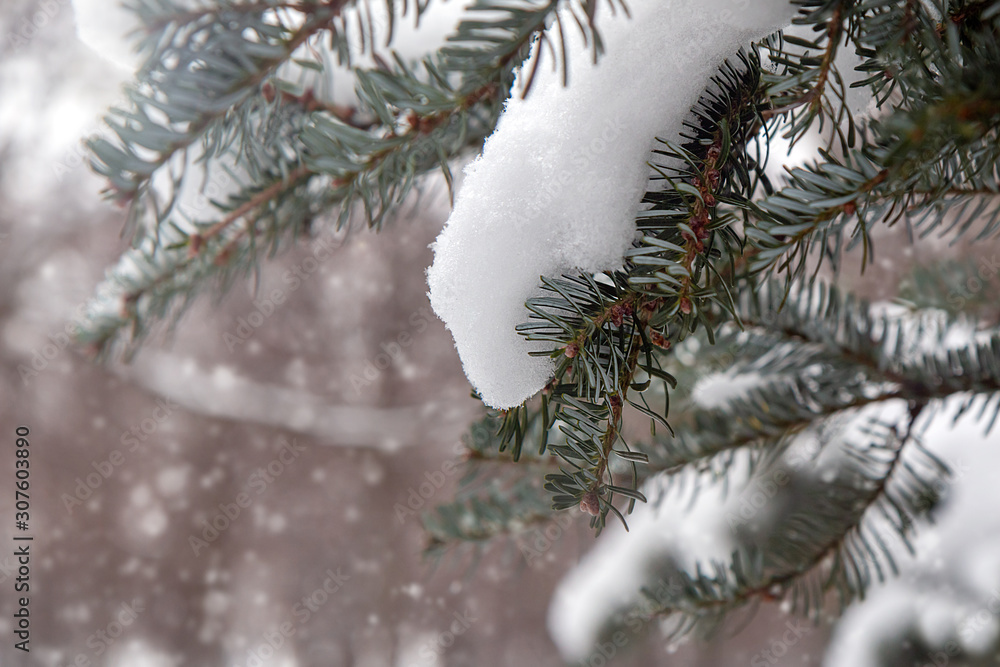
[650,331,671,349]
[302,89,315,107]
[580,490,601,516]
[564,343,579,358]
[213,247,232,266]
[692,209,710,232]
[610,304,624,327]
[679,297,693,314]
[187,233,203,257]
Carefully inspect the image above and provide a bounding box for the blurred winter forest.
[0,1,999,667]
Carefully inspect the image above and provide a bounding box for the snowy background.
[1,1,999,666]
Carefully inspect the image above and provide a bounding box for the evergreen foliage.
[80,0,1000,658]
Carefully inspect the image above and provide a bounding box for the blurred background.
[1,2,999,667]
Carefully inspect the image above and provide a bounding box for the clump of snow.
[823,401,1000,667]
[548,387,1000,663]
[691,369,766,408]
[427,0,799,408]
[72,0,144,71]
[546,402,897,661]
[547,450,755,661]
